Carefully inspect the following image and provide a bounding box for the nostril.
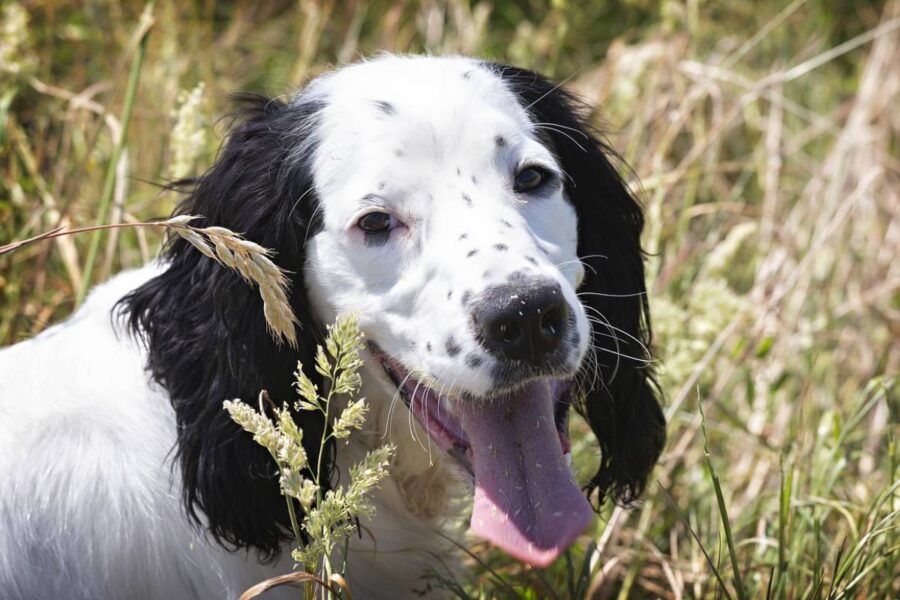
[495,320,522,344]
[540,308,564,339]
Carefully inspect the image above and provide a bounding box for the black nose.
[473,283,570,363]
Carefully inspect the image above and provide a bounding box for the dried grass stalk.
[166,215,299,347]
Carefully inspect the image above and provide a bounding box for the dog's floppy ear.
[118,93,326,558]
[489,63,666,506]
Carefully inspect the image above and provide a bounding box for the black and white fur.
[0,56,665,599]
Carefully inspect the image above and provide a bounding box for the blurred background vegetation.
[1,0,897,598]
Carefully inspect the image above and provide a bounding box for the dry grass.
[1,0,897,598]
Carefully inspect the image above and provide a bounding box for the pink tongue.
[460,380,593,567]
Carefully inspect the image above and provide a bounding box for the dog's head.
[121,55,665,566]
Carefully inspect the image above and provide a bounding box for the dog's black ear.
[117,93,327,558]
[490,64,666,506]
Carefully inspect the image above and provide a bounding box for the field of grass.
[1,0,897,598]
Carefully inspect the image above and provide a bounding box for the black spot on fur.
[373,100,396,115]
[377,181,386,190]
[525,256,538,265]
[483,270,492,279]
[393,148,405,157]
[495,135,507,148]
[461,290,472,306]
[426,342,432,352]
[466,354,484,368]
[467,249,479,258]
[445,337,461,357]
[494,243,508,251]
[471,175,478,185]
[447,290,453,300]
[501,219,513,228]
[459,233,468,240]
[456,167,461,176]
[462,193,472,206]
[462,70,472,80]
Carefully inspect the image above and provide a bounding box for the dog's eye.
[513,167,548,193]
[357,211,396,233]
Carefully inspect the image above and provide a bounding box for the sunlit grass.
[1,0,897,597]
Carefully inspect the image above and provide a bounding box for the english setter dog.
[0,55,665,599]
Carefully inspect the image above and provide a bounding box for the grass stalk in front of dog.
[226,314,395,600]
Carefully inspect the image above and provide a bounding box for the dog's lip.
[367,342,573,475]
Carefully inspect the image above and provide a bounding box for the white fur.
[0,55,588,599]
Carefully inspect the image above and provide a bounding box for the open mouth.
[370,342,593,568]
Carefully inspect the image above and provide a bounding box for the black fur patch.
[117,93,329,559]
[445,337,461,357]
[465,353,484,368]
[373,100,397,115]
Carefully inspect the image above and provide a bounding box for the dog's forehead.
[309,56,524,126]
[304,56,540,209]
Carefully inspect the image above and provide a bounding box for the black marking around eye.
[501,219,513,228]
[461,290,472,305]
[466,353,484,368]
[467,249,479,258]
[494,243,508,251]
[495,135,507,148]
[446,337,461,357]
[462,193,472,206]
[373,100,396,115]
[525,256,538,265]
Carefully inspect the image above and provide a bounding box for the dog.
[0,55,665,599]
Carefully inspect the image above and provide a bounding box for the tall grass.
[1,0,897,597]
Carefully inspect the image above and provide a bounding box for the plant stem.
[77,2,154,305]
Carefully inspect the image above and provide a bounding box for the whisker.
[578,290,648,299]
[581,305,653,360]
[532,124,588,153]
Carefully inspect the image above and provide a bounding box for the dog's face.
[122,55,665,568]
[302,58,601,565]
[305,58,589,397]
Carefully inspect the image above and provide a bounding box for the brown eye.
[513,167,547,193]
[357,211,396,233]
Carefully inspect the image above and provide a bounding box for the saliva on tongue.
[459,379,593,567]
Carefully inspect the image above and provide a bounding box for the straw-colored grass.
[1,1,896,598]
